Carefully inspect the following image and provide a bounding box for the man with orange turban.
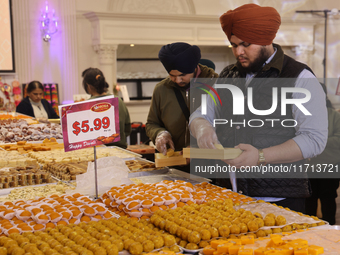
[189,4,328,213]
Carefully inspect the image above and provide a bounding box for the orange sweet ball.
[153,197,163,202]
[150,206,160,212]
[45,222,56,229]
[163,196,173,201]
[57,221,68,226]
[92,215,102,220]
[130,217,139,221]
[118,211,127,217]
[141,208,150,213]
[84,207,95,215]
[142,200,153,205]
[55,208,66,213]
[4,209,14,215]
[7,228,21,235]
[20,225,33,231]
[32,208,42,215]
[94,206,106,212]
[17,223,29,228]
[71,210,82,217]
[3,202,13,206]
[60,201,71,206]
[49,212,62,221]
[186,200,194,205]
[2,224,14,230]
[177,202,185,207]
[132,195,144,200]
[168,204,176,209]
[80,216,91,222]
[13,219,24,225]
[159,205,167,210]
[127,202,140,210]
[102,212,112,219]
[33,224,45,231]
[73,201,84,206]
[104,199,111,207]
[68,218,77,224]
[61,211,71,219]
[140,215,150,220]
[20,210,32,217]
[38,214,49,220]
[72,193,82,198]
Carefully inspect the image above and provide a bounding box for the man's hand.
[190,118,220,149]
[223,144,258,168]
[155,131,175,155]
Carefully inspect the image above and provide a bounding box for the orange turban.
[220,4,281,45]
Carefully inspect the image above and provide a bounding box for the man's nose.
[236,46,245,55]
[175,76,182,83]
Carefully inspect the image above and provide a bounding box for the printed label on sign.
[67,107,115,144]
[59,96,120,152]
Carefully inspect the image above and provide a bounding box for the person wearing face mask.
[146,42,218,160]
[16,80,59,120]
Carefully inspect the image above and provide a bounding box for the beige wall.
[8,0,340,122]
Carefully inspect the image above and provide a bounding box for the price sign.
[59,96,120,152]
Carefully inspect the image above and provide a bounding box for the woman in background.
[82,68,131,149]
[16,81,59,120]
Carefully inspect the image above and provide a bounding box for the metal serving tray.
[129,168,211,185]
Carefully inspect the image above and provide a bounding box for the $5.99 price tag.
[59,96,120,152]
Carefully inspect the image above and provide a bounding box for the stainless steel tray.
[129,168,211,184]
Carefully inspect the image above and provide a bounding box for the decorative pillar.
[59,0,79,103]
[93,44,118,94]
[292,45,314,67]
[12,0,32,82]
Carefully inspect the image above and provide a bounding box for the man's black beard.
[237,47,271,75]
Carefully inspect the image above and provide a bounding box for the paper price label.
[59,96,120,152]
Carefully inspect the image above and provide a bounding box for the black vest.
[215,49,312,198]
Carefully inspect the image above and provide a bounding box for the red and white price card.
[59,96,120,152]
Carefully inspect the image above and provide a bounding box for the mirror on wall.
[0,0,15,73]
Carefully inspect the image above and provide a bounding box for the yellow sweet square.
[240,235,255,245]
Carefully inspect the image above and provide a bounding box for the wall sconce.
[40,1,58,42]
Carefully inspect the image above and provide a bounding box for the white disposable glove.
[190,118,220,149]
[155,131,175,155]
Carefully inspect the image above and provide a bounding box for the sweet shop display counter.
[0,144,337,255]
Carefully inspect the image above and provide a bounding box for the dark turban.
[220,4,281,45]
[158,42,201,74]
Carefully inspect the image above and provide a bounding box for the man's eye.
[243,43,251,47]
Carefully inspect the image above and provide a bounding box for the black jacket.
[216,44,312,198]
[16,96,59,119]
